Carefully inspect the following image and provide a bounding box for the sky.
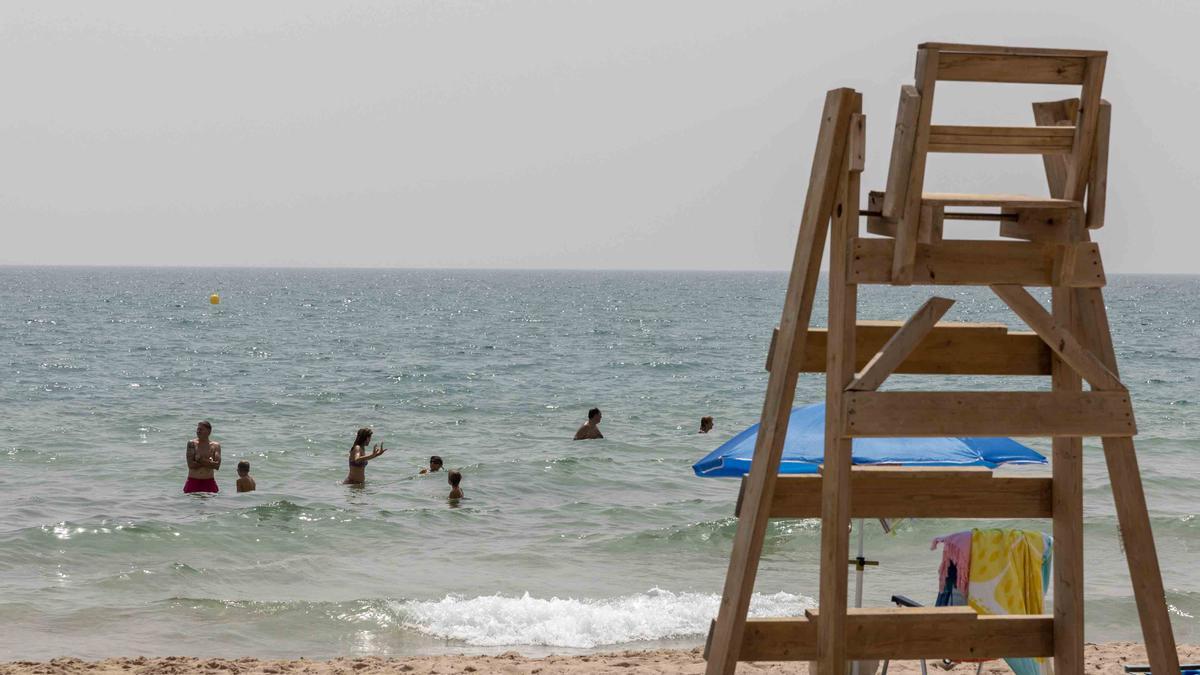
[1,1,1197,272]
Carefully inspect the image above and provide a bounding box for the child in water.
[420,455,444,474]
[236,461,256,493]
[448,470,463,500]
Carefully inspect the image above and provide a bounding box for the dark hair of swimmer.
[352,427,373,449]
[430,455,443,467]
[199,420,212,431]
[588,408,601,420]
[237,460,250,475]
[448,470,462,487]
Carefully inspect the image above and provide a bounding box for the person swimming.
[573,407,603,440]
[184,420,222,493]
[419,455,444,474]
[236,460,256,493]
[343,427,387,485]
[699,416,714,433]
[448,470,464,500]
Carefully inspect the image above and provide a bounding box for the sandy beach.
[3,644,1195,675]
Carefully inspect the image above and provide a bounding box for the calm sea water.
[1,267,1197,659]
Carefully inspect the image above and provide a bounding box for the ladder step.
[850,238,1105,287]
[844,391,1136,437]
[732,610,1054,661]
[767,321,1051,376]
[921,192,1081,209]
[737,469,1052,519]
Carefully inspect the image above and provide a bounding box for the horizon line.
[0,263,1196,276]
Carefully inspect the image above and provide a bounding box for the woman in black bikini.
[343,427,387,485]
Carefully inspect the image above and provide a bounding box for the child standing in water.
[448,470,464,500]
[236,461,256,492]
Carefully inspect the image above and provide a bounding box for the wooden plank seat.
[922,192,1081,209]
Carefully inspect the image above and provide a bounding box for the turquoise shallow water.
[0,267,1197,659]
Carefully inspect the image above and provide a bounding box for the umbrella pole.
[854,518,865,608]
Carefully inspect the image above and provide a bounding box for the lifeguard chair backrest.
[879,43,1109,229]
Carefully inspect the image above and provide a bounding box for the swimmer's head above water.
[352,427,373,448]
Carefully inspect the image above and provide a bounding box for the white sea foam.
[397,588,814,648]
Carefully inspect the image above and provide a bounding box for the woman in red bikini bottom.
[184,420,222,493]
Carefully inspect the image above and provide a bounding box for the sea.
[1,267,1197,660]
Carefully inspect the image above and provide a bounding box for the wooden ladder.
[704,44,1181,675]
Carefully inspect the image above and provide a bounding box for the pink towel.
[931,530,972,596]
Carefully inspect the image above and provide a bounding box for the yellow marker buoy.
[210,293,220,305]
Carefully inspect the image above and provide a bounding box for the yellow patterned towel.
[968,528,1053,675]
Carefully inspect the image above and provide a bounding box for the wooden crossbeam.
[847,297,954,390]
[737,469,1053,519]
[928,125,1076,154]
[843,391,1136,437]
[919,42,1106,58]
[852,238,1105,287]
[991,284,1124,390]
[767,321,1051,375]
[999,207,1080,243]
[935,51,1086,84]
[733,611,1054,661]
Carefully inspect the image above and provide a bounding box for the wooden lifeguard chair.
[703,44,1181,675]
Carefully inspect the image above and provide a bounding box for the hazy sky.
[2,1,1197,272]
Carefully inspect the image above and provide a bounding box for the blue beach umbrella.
[692,402,1045,478]
[694,401,1047,675]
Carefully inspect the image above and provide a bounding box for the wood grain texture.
[842,391,1136,437]
[892,49,939,284]
[936,52,1085,84]
[991,284,1123,390]
[847,296,954,391]
[928,125,1076,154]
[704,88,857,675]
[768,321,1052,376]
[740,612,1054,661]
[815,102,861,675]
[740,471,1053,519]
[850,238,1106,287]
[882,85,920,220]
